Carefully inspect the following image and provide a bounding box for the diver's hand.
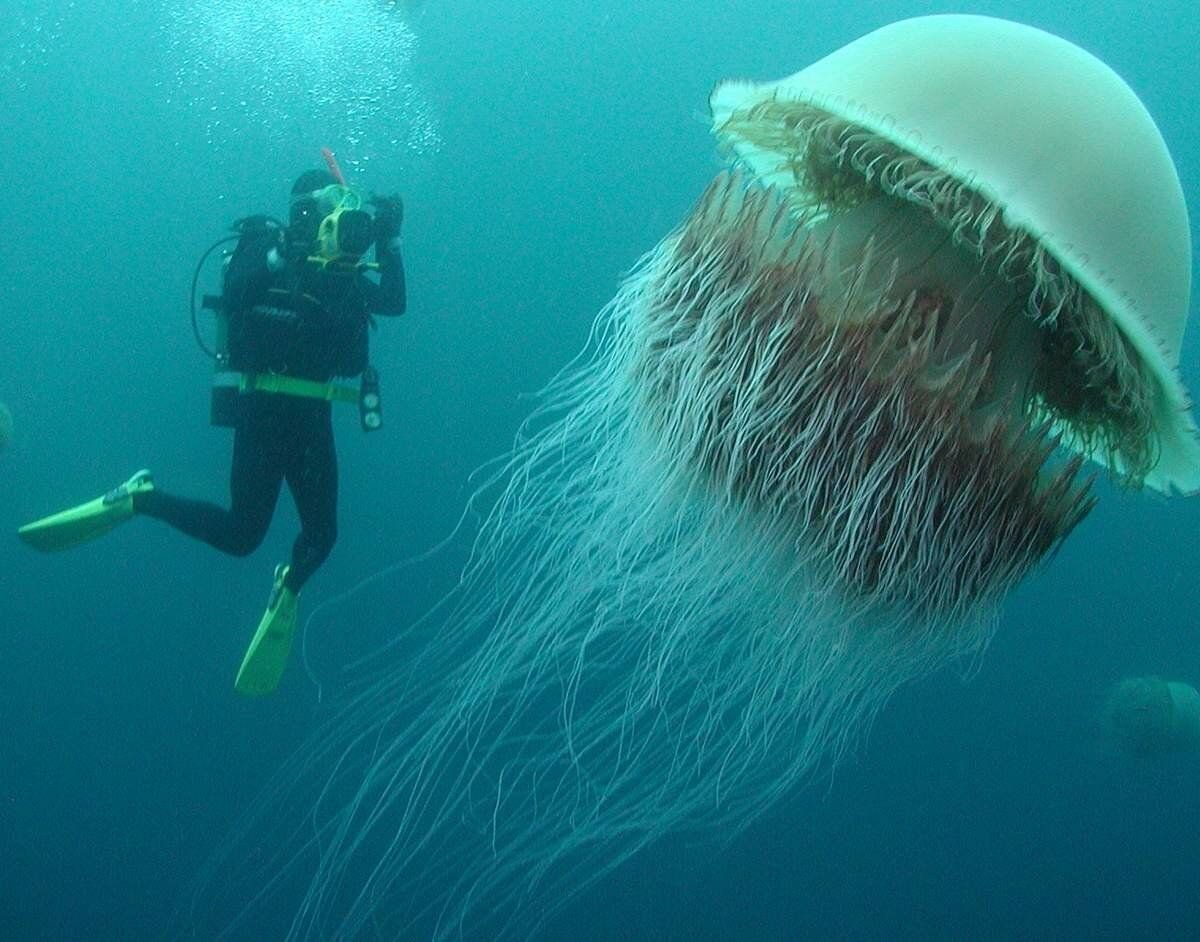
[371,194,404,248]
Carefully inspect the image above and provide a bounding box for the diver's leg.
[282,402,338,593]
[135,405,284,557]
[233,403,335,694]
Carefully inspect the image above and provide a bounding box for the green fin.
[17,470,153,552]
[235,565,299,697]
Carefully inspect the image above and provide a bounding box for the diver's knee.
[227,524,269,557]
[228,539,260,558]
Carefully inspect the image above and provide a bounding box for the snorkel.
[322,146,347,186]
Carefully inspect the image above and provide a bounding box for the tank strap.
[231,371,359,404]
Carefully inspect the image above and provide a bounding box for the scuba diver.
[17,156,407,696]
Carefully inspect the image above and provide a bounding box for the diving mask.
[289,184,374,268]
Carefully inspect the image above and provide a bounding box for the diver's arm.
[370,239,407,317]
[366,194,407,317]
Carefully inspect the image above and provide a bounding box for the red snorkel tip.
[321,146,347,186]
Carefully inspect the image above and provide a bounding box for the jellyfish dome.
[212,16,1198,940]
[710,13,1198,492]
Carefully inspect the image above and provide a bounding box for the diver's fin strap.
[232,372,359,404]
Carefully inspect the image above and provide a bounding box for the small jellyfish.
[1103,677,1200,757]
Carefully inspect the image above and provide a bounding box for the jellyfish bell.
[209,16,1197,940]
[650,11,1200,622]
[710,14,1198,494]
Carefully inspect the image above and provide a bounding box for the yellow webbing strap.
[239,372,358,404]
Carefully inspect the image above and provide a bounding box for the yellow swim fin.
[17,469,153,552]
[235,564,299,697]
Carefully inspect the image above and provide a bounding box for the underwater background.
[1,0,1198,938]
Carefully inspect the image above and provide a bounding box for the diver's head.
[287,169,374,268]
[287,169,338,254]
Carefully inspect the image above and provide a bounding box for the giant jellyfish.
[214,16,1199,940]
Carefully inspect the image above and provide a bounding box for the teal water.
[2,1,1198,938]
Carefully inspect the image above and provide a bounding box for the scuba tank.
[191,215,284,427]
[204,291,239,428]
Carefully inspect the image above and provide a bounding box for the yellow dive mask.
[293,184,376,270]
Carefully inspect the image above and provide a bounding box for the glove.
[371,194,404,246]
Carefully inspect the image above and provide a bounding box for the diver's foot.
[234,564,300,697]
[106,468,155,507]
[17,468,154,551]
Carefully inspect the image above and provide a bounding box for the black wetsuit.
[137,225,406,592]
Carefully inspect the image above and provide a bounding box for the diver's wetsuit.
[136,225,406,592]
